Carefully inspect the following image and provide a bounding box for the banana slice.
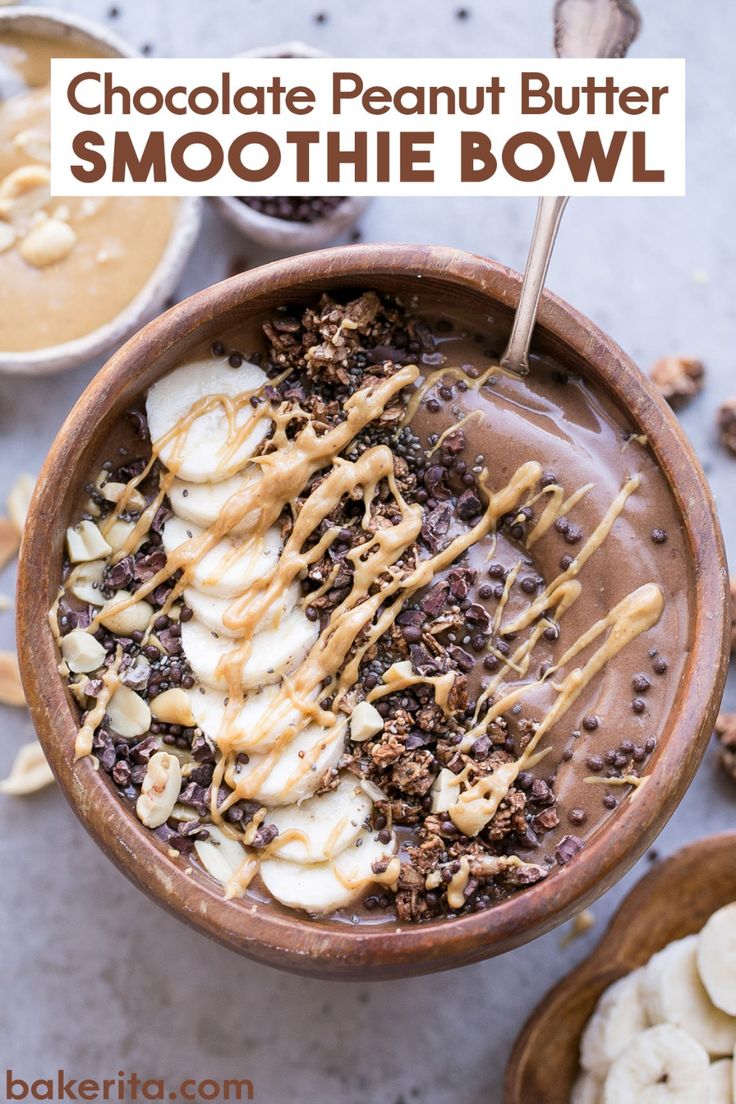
[147,358,270,482]
[232,722,346,805]
[183,581,299,638]
[697,904,736,1017]
[169,469,262,533]
[602,1024,709,1103]
[188,683,303,753]
[162,517,281,599]
[180,610,318,691]
[707,1059,732,1103]
[266,776,372,863]
[571,1072,603,1104]
[260,829,397,915]
[642,936,736,1058]
[581,969,649,1077]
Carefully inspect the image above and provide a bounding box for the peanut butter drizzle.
[74,657,121,760]
[400,362,508,427]
[525,480,595,548]
[449,583,663,836]
[426,410,484,456]
[366,662,456,714]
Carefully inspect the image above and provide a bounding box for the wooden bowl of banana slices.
[505,832,736,1104]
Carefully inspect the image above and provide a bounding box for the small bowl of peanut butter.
[0,7,201,376]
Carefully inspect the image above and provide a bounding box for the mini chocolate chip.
[587,755,603,772]
[653,657,668,675]
[603,794,617,809]
[582,715,599,731]
[632,698,646,714]
[568,808,586,826]
[632,673,651,693]
[651,528,668,544]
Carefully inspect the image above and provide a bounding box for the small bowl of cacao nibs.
[212,42,372,252]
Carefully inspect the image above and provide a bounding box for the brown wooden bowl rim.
[503,831,736,1102]
[16,244,730,979]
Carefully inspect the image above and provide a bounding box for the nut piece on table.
[717,398,736,456]
[649,356,704,407]
[715,712,736,782]
[0,650,25,707]
[0,516,20,571]
[0,741,54,796]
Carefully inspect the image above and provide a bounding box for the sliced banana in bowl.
[602,1023,709,1104]
[232,722,347,805]
[162,517,282,598]
[147,357,271,481]
[266,777,372,863]
[183,580,299,638]
[260,828,398,915]
[642,935,736,1058]
[169,469,263,533]
[180,608,319,690]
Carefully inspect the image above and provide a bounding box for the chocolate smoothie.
[52,291,689,922]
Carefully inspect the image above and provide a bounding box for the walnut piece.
[715,712,736,782]
[718,398,736,457]
[650,356,704,407]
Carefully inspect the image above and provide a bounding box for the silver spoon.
[499,0,642,375]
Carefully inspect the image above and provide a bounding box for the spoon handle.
[500,195,569,375]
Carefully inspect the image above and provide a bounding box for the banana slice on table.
[642,936,736,1058]
[266,776,372,863]
[602,1024,709,1103]
[188,684,307,754]
[169,469,262,533]
[260,828,397,915]
[706,1058,732,1104]
[233,722,346,805]
[162,517,281,599]
[571,1072,603,1104]
[580,968,650,1077]
[180,609,318,691]
[147,358,270,482]
[697,904,736,1017]
[183,581,299,638]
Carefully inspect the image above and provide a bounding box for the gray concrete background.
[1,2,734,1101]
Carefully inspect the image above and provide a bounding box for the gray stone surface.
[1,2,733,1101]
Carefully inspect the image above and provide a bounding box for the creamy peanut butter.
[0,32,176,352]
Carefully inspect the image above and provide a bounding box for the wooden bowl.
[0,6,202,376]
[504,832,736,1103]
[16,244,729,979]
